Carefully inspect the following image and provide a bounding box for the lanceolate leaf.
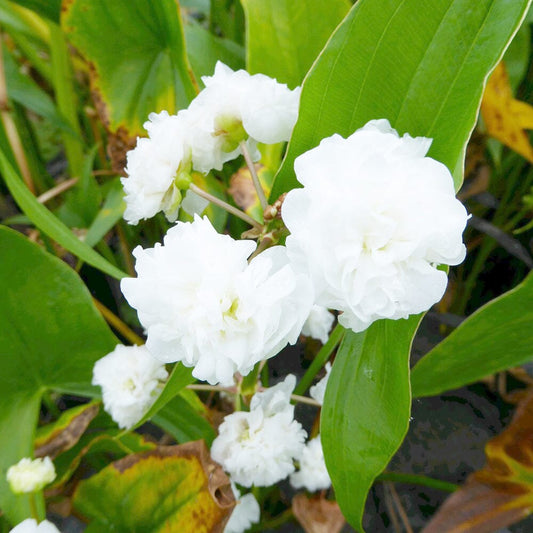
[271,0,531,201]
[321,318,420,531]
[241,0,350,89]
[411,271,533,398]
[301,0,532,530]
[73,442,234,532]
[0,226,117,524]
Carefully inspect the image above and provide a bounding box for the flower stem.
[92,298,144,346]
[376,472,458,493]
[186,384,237,394]
[189,183,262,230]
[28,492,39,520]
[291,394,321,407]
[239,141,268,212]
[294,323,345,396]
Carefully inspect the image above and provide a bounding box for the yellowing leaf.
[35,401,99,459]
[73,441,234,532]
[481,62,533,162]
[422,391,533,532]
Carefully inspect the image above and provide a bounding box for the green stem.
[294,323,344,396]
[28,492,39,521]
[376,472,458,493]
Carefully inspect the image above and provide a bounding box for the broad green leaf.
[35,401,100,459]
[153,393,217,445]
[73,442,234,532]
[61,0,197,139]
[411,271,533,398]
[241,0,350,88]
[0,149,127,279]
[0,226,117,524]
[301,1,532,530]
[9,0,60,23]
[321,317,420,531]
[271,0,531,201]
[184,22,245,81]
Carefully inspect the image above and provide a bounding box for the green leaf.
[9,0,60,23]
[0,226,117,524]
[321,317,420,531]
[241,0,350,88]
[73,442,234,532]
[61,0,197,139]
[411,271,533,398]
[0,149,127,279]
[271,0,531,201]
[295,0,532,530]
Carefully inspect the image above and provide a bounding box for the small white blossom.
[211,375,307,486]
[224,483,260,533]
[122,111,190,225]
[92,344,168,429]
[309,363,332,405]
[10,519,60,533]
[301,305,335,344]
[282,119,468,332]
[121,216,313,385]
[7,457,56,494]
[290,436,331,492]
[185,62,300,174]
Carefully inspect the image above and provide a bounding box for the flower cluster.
[211,375,307,487]
[92,344,168,429]
[122,62,300,224]
[7,457,56,494]
[113,61,469,508]
[121,216,312,385]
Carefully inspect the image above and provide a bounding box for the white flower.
[290,436,331,492]
[121,216,313,385]
[211,375,307,486]
[122,111,191,224]
[282,119,468,332]
[185,62,300,174]
[10,519,60,533]
[7,457,56,494]
[301,305,335,344]
[92,344,168,429]
[224,483,260,533]
[309,363,332,405]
